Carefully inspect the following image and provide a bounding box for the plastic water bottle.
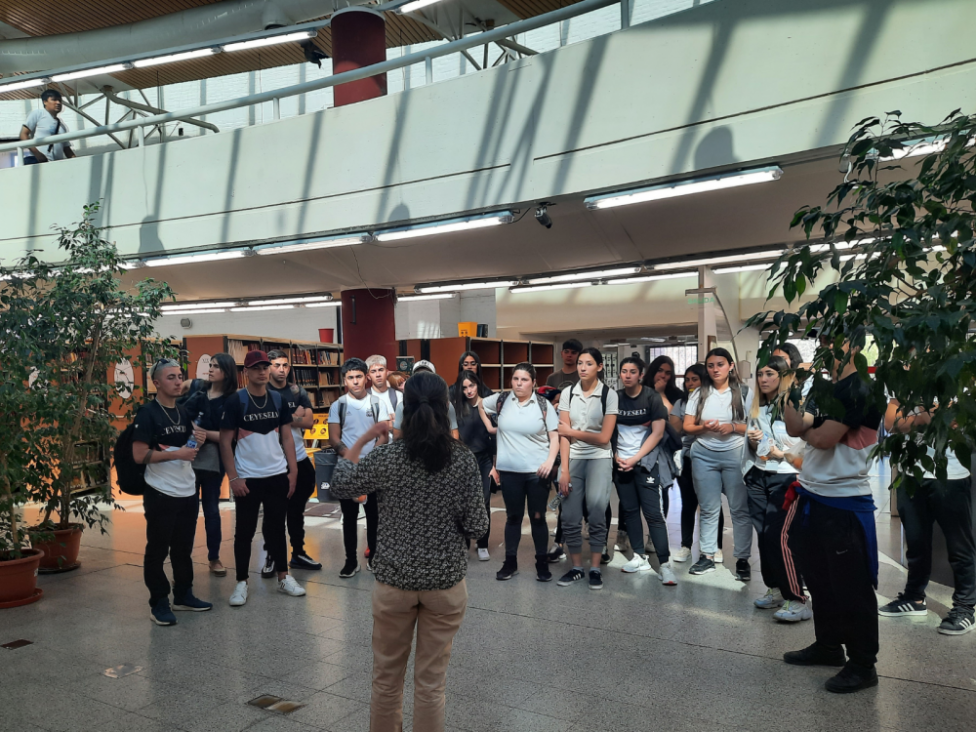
[548,493,562,512]
[185,411,204,448]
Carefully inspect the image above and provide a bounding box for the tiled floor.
[3,466,974,732]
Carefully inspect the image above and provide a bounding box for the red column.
[331,7,387,107]
[340,288,397,366]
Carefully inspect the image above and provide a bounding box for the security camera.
[535,205,552,229]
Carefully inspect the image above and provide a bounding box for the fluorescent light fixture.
[51,63,129,82]
[711,263,773,274]
[305,301,341,308]
[810,240,864,253]
[605,272,697,284]
[397,293,457,302]
[0,78,48,93]
[417,280,519,294]
[375,212,514,243]
[879,136,974,162]
[248,295,333,306]
[230,304,295,312]
[585,166,783,210]
[525,266,641,285]
[133,48,218,69]
[651,249,786,271]
[224,31,317,53]
[257,234,369,255]
[398,0,446,13]
[161,301,236,312]
[510,282,594,294]
[164,308,228,315]
[144,250,250,267]
[604,343,630,348]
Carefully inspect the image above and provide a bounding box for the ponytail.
[401,372,455,473]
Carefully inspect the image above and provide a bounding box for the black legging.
[500,471,549,559]
[474,452,493,549]
[678,454,723,549]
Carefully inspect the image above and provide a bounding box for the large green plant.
[749,110,976,484]
[0,203,175,553]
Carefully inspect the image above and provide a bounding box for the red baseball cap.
[243,350,272,368]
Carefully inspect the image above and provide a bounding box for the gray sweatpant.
[560,457,613,555]
[690,442,753,558]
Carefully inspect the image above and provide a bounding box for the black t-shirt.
[807,373,882,431]
[133,401,196,497]
[456,402,494,456]
[270,383,314,461]
[184,389,232,433]
[614,386,669,459]
[220,389,293,479]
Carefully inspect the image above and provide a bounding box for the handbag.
[192,443,220,473]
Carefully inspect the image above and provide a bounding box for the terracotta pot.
[0,549,44,609]
[33,524,83,573]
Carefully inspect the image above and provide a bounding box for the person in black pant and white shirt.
[264,350,322,574]
[880,395,975,635]
[367,355,399,424]
[220,350,305,606]
[782,329,883,693]
[133,359,213,626]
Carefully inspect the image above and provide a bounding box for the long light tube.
[248,295,333,306]
[133,48,218,69]
[224,31,317,53]
[605,272,697,284]
[144,250,250,267]
[585,166,783,210]
[0,78,48,93]
[510,282,594,294]
[51,64,130,82]
[230,304,295,312]
[161,301,236,311]
[651,249,786,271]
[398,0,447,13]
[525,266,641,285]
[375,212,514,243]
[163,308,228,315]
[305,302,341,308]
[256,234,369,255]
[397,293,457,301]
[711,263,773,274]
[417,280,518,294]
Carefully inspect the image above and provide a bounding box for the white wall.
[394,291,496,340]
[153,304,338,343]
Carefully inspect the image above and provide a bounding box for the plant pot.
[0,549,44,609]
[32,524,83,574]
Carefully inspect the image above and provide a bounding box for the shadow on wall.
[139,216,163,255]
[694,126,738,170]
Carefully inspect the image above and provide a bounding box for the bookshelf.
[400,336,555,391]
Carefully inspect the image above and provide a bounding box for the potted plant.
[0,202,175,575]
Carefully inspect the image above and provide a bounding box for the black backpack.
[114,423,150,496]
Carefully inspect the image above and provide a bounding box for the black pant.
[678,454,723,549]
[898,476,976,608]
[500,471,550,559]
[745,467,804,600]
[234,474,289,582]
[616,465,671,562]
[144,487,199,606]
[340,493,378,562]
[555,497,614,545]
[475,452,493,550]
[287,457,316,555]
[789,497,878,667]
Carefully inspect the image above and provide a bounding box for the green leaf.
[834,291,848,315]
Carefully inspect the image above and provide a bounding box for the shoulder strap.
[497,391,510,416]
[389,388,398,409]
[338,396,347,429]
[369,395,381,423]
[536,394,548,421]
[600,383,609,415]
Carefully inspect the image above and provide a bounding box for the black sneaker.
[689,554,716,575]
[150,599,177,626]
[735,558,751,582]
[547,545,565,563]
[783,642,846,667]
[878,593,927,617]
[339,559,360,578]
[589,569,603,591]
[290,553,323,571]
[600,552,611,565]
[172,593,213,612]
[824,663,879,694]
[261,557,276,578]
[557,568,586,587]
[496,558,518,581]
[938,606,976,636]
[535,558,553,583]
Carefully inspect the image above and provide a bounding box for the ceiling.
[128,151,847,301]
[0,0,573,97]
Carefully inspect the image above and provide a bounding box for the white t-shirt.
[893,398,971,480]
[559,382,619,460]
[685,386,746,452]
[744,399,800,475]
[616,425,645,460]
[23,109,71,161]
[371,387,397,419]
[484,392,559,473]
[329,393,390,458]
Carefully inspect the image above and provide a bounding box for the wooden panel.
[183,335,226,380]
[428,336,467,380]
[403,339,423,364]
[502,341,529,365]
[530,342,554,366]
[0,0,224,37]
[470,338,500,365]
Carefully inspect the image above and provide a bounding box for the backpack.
[567,383,610,415]
[239,387,282,420]
[177,378,207,408]
[114,423,149,496]
[337,394,382,428]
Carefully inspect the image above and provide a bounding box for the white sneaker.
[714,549,724,564]
[478,548,490,561]
[671,547,692,563]
[774,600,812,622]
[755,588,785,609]
[278,575,306,597]
[229,581,248,607]
[659,563,678,586]
[621,555,652,573]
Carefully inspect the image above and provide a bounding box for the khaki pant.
[369,579,467,732]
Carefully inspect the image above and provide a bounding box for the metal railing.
[1,0,627,161]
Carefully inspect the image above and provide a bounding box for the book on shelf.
[317,349,338,365]
[293,367,318,388]
[318,371,338,386]
[291,347,313,365]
